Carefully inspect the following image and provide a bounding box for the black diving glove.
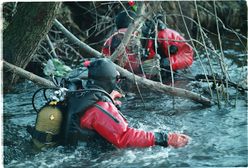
[154,132,189,148]
[154,132,168,147]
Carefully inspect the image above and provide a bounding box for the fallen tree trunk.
[53,20,213,106]
[116,67,212,106]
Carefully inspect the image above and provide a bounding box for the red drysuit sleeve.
[80,101,155,148]
[157,29,194,71]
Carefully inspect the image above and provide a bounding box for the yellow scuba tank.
[28,80,111,149]
[31,101,64,149]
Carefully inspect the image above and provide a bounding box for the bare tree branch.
[54,19,101,58]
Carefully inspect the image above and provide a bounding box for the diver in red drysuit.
[102,11,193,79]
[101,10,141,74]
[79,58,189,148]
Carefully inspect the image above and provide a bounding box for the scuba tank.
[27,68,89,149]
[27,88,68,149]
[28,102,64,149]
[33,102,63,148]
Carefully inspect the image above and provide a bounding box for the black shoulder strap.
[81,88,115,104]
[65,89,114,116]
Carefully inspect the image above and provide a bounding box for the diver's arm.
[80,101,189,148]
[157,29,194,71]
[80,101,155,148]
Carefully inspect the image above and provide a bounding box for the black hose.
[32,87,60,113]
[43,88,49,102]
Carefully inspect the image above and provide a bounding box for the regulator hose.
[32,87,60,113]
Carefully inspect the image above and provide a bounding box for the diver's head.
[115,10,137,29]
[87,58,120,93]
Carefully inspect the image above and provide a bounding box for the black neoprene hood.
[88,58,118,93]
[115,10,137,29]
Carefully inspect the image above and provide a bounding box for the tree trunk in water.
[3,2,61,87]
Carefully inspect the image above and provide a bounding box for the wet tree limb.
[116,67,212,106]
[3,60,56,89]
[54,19,101,58]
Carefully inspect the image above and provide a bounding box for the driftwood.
[54,19,212,106]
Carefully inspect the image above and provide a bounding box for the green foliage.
[43,58,72,77]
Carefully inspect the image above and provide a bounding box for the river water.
[3,32,247,167]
